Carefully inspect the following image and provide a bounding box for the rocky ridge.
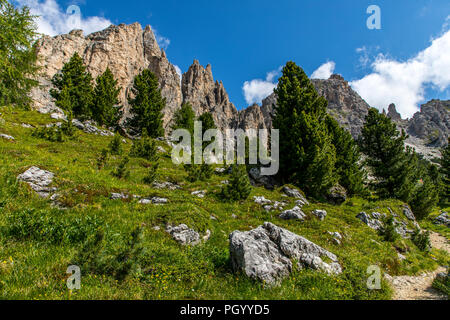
[31,23,448,157]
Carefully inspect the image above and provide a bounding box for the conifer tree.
[50,52,94,120]
[441,139,450,204]
[126,69,165,138]
[0,0,39,107]
[172,102,196,134]
[359,108,416,201]
[221,165,252,201]
[93,68,122,128]
[272,61,337,198]
[326,115,366,195]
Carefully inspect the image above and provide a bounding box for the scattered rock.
[312,209,327,221]
[139,197,168,205]
[192,190,207,198]
[110,192,129,200]
[215,167,226,174]
[203,229,212,242]
[229,222,342,285]
[157,146,166,153]
[253,196,272,205]
[327,184,347,205]
[166,224,201,246]
[0,133,15,141]
[279,206,307,220]
[21,123,33,128]
[402,205,416,221]
[153,181,181,190]
[51,112,66,120]
[248,167,276,190]
[17,166,56,198]
[356,212,383,230]
[397,253,407,261]
[231,214,238,219]
[434,213,450,227]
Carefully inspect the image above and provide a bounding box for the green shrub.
[185,163,213,182]
[379,217,399,242]
[112,156,130,179]
[2,209,102,245]
[97,148,109,170]
[32,126,65,142]
[432,271,450,296]
[411,229,431,252]
[220,165,252,201]
[108,134,123,155]
[72,227,144,281]
[129,129,159,161]
[143,162,159,184]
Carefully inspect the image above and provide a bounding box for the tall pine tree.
[441,139,450,204]
[272,61,337,198]
[326,115,366,195]
[50,52,94,120]
[92,67,122,128]
[126,69,165,138]
[172,102,196,134]
[0,0,39,107]
[359,108,416,201]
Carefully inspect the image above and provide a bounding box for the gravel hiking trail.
[389,232,449,300]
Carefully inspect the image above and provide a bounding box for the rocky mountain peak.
[387,104,402,121]
[31,23,181,130]
[407,99,450,148]
[182,60,237,130]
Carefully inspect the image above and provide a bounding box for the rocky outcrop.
[32,23,182,130]
[166,224,201,246]
[229,222,342,285]
[387,104,402,122]
[181,60,238,131]
[312,74,371,138]
[17,166,57,198]
[407,99,450,148]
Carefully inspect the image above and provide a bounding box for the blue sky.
[16,0,450,118]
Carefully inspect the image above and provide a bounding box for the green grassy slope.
[0,106,448,300]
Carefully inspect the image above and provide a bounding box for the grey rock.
[17,166,56,198]
[253,196,272,205]
[153,181,181,190]
[402,205,416,221]
[110,192,129,200]
[229,222,342,285]
[248,167,276,190]
[0,133,15,140]
[434,213,450,227]
[356,212,383,231]
[166,224,200,246]
[327,184,347,205]
[312,209,327,221]
[279,206,307,220]
[192,190,206,198]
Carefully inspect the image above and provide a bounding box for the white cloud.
[14,0,112,36]
[174,65,182,85]
[153,28,170,51]
[242,67,281,105]
[350,26,450,118]
[311,61,335,79]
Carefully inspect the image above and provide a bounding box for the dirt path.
[388,232,449,300]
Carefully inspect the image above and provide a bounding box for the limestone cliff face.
[32,23,182,129]
[181,60,238,130]
[407,99,450,148]
[31,23,448,157]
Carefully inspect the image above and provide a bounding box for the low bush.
[2,209,103,245]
